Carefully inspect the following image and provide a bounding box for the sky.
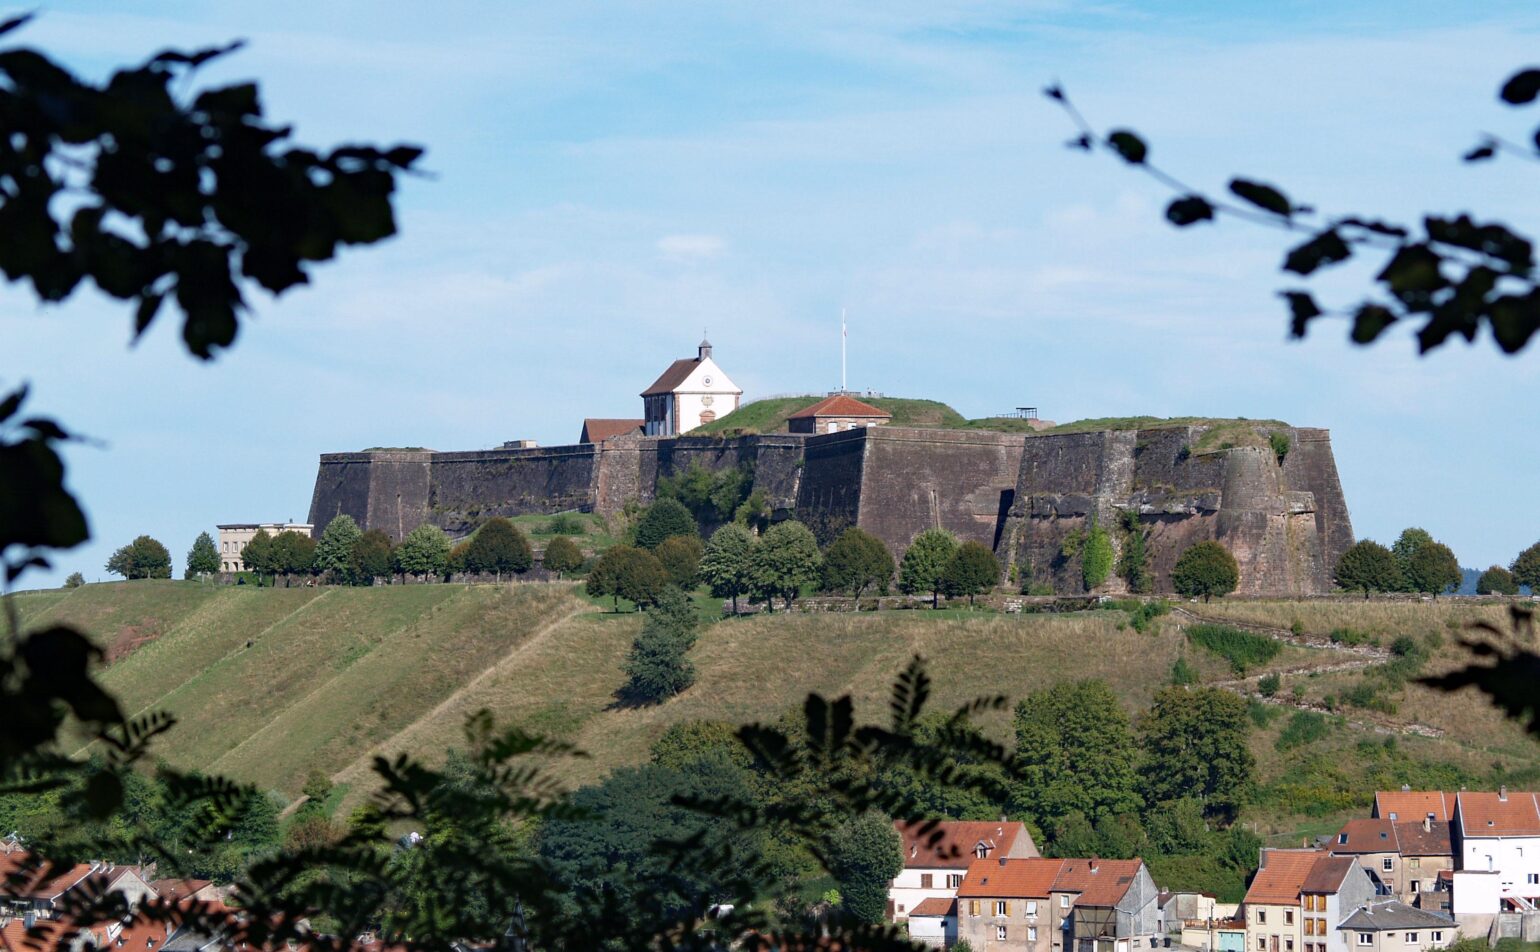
[6,0,1540,586]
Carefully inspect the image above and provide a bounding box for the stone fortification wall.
[309,451,433,543]
[427,444,598,537]
[794,428,867,543]
[842,427,1024,556]
[1000,425,1353,596]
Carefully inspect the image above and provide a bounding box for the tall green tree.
[750,520,822,611]
[314,515,363,578]
[542,535,583,579]
[241,528,276,581]
[898,528,958,608]
[634,498,698,550]
[1391,527,1436,589]
[271,530,316,583]
[587,545,668,610]
[827,813,903,925]
[655,534,704,589]
[623,588,700,703]
[395,523,451,579]
[1008,680,1143,829]
[1477,565,1519,595]
[1171,541,1239,601]
[1405,540,1462,597]
[942,540,999,607]
[1140,686,1254,822]
[349,530,394,585]
[463,517,533,579]
[1513,541,1540,592]
[104,534,172,580]
[819,527,894,607]
[699,523,756,614]
[1335,540,1404,597]
[184,531,219,578]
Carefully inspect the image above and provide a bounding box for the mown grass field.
[10,583,1536,833]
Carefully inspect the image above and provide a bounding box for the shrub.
[587,545,668,610]
[1276,710,1329,751]
[542,535,583,578]
[1170,655,1198,686]
[1249,700,1280,727]
[64,571,84,588]
[1330,627,1371,646]
[1082,519,1114,591]
[621,587,700,703]
[655,534,704,588]
[1258,673,1281,698]
[463,517,534,577]
[546,512,587,536]
[1290,620,1304,637]
[1270,431,1291,464]
[1186,623,1281,675]
[1171,541,1239,601]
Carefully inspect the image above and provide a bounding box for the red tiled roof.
[641,359,700,396]
[580,418,644,443]
[910,897,956,917]
[0,848,98,901]
[787,394,891,420]
[895,820,1034,869]
[1375,791,1456,822]
[957,858,1065,898]
[150,878,214,902]
[1458,791,1540,836]
[1331,819,1399,854]
[1301,855,1358,894]
[1243,849,1325,905]
[0,919,110,952]
[1393,820,1452,857]
[1055,859,1145,907]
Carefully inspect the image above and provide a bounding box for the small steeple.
[698,331,712,360]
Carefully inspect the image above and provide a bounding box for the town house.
[1244,850,1376,952]
[1450,788,1540,905]
[890,820,1039,921]
[1329,817,1453,903]
[955,857,1161,952]
[1335,899,1457,952]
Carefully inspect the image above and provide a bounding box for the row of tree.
[1334,527,1465,597]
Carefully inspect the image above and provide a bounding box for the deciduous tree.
[655,534,704,589]
[314,515,362,578]
[184,531,219,578]
[819,527,894,607]
[395,523,451,579]
[271,530,316,584]
[942,540,999,607]
[463,517,533,580]
[1335,540,1404,597]
[348,530,393,585]
[1513,541,1540,592]
[1477,565,1519,595]
[587,545,668,610]
[105,534,172,580]
[699,523,756,614]
[826,813,903,925]
[1008,680,1142,829]
[1405,540,1462,597]
[1391,527,1436,588]
[63,571,84,588]
[542,535,583,579]
[240,528,276,581]
[750,520,822,611]
[1171,541,1239,601]
[1140,687,1254,822]
[898,528,958,608]
[633,497,698,550]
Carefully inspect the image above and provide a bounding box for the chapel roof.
[641,359,701,396]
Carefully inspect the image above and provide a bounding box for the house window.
[1028,901,1039,916]
[1258,911,1267,925]
[1404,935,1418,944]
[997,902,1009,917]
[998,926,1008,941]
[1529,874,1539,886]
[1410,881,1420,893]
[1286,939,1295,952]
[1357,935,1373,947]
[977,844,991,859]
[1286,911,1295,926]
[1258,940,1266,951]
[1409,859,1420,869]
[1030,927,1039,941]
[1339,834,1349,845]
[1382,858,1394,872]
[949,874,964,888]
[969,900,980,917]
[1062,895,1071,908]
[921,874,933,889]
[1432,934,1442,943]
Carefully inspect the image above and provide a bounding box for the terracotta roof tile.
[1458,791,1540,836]
[1055,859,1145,907]
[910,897,956,917]
[641,359,700,396]
[957,858,1066,898]
[0,848,98,901]
[1374,791,1456,823]
[787,394,891,420]
[1244,850,1325,906]
[579,418,644,442]
[150,878,214,902]
[895,820,1034,869]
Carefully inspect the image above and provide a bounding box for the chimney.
[23,910,35,930]
[1090,860,1099,874]
[1402,784,1411,792]
[1423,816,1432,833]
[1500,786,1508,802]
[1000,858,1008,867]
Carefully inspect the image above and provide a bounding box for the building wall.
[891,867,967,920]
[217,523,313,572]
[957,894,1057,952]
[1453,834,1540,898]
[1343,927,1455,952]
[908,913,954,948]
[1246,902,1304,952]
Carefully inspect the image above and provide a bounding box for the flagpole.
[841,308,847,393]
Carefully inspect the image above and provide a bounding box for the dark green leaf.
[134,293,163,339]
[1350,304,1396,345]
[149,40,246,69]
[1043,84,1064,101]
[0,384,26,424]
[1500,68,1540,105]
[0,12,34,37]
[1376,243,1445,302]
[1464,144,1496,162]
[1228,178,1292,217]
[1280,291,1322,338]
[384,145,425,168]
[1340,217,1409,239]
[194,82,261,117]
[1283,229,1351,275]
[1107,129,1147,165]
[1166,195,1214,226]
[83,769,124,820]
[1489,292,1540,354]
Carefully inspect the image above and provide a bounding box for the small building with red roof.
[578,418,644,443]
[1242,849,1376,952]
[889,820,1039,921]
[953,855,1160,952]
[787,394,891,435]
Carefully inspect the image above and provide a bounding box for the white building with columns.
[641,339,743,436]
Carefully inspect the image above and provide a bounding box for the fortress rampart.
[308,422,1353,595]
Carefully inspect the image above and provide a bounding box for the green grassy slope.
[11,583,1531,840]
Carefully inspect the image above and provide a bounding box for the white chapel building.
[641,339,743,436]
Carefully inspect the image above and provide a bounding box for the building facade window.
[1062,895,1070,908]
[1409,858,1420,869]
[997,926,1008,941]
[1432,933,1442,943]
[1285,911,1294,926]
[1404,934,1417,944]
[948,874,963,888]
[1383,858,1394,872]
[1258,911,1267,925]
[1528,874,1539,886]
[1357,935,1373,946]
[996,902,1008,917]
[1030,927,1039,941]
[1028,901,1039,916]
[920,874,932,889]
[1257,939,1266,950]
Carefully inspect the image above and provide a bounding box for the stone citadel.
[307,343,1354,595]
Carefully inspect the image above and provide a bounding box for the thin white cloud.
[656,234,728,261]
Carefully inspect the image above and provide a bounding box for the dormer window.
[976,843,991,859]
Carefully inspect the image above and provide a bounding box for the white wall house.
[1450,790,1540,907]
[888,820,1039,922]
[640,339,743,436]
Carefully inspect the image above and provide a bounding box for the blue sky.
[6,1,1540,585]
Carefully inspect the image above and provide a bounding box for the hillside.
[12,583,1536,839]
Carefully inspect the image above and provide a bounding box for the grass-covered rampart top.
[692,396,1287,441]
